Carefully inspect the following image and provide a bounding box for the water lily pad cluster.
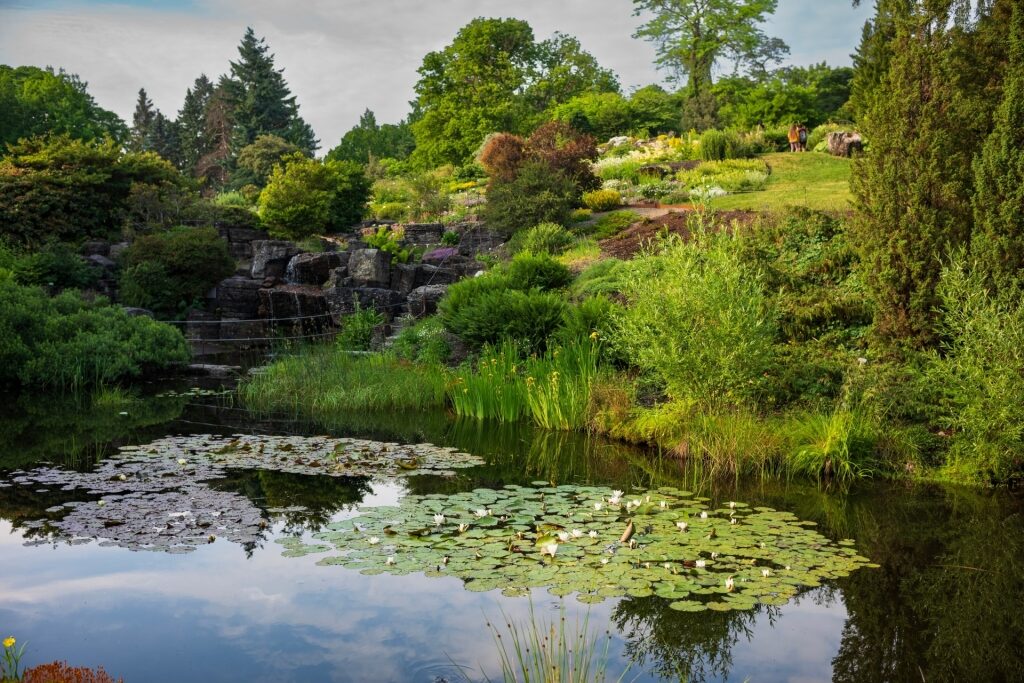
[295,485,875,611]
[4,435,482,553]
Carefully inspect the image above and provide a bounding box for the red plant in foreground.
[21,661,123,683]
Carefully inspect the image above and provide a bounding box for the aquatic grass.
[456,604,629,683]
[447,340,602,431]
[241,345,447,415]
[782,406,878,485]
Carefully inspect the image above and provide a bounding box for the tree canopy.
[411,18,619,167]
[326,109,416,164]
[0,65,127,147]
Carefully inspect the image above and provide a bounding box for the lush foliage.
[0,281,188,388]
[326,109,415,164]
[233,133,302,187]
[120,226,236,318]
[583,189,622,211]
[508,222,576,255]
[336,302,385,351]
[483,161,579,234]
[258,154,370,238]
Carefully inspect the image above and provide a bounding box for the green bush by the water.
[0,281,188,389]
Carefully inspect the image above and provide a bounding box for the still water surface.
[1,387,1021,682]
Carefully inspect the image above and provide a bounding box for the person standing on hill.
[798,124,809,151]
[788,123,800,152]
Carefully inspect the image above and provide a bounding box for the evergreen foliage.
[326,109,416,164]
[175,74,215,174]
[227,27,317,156]
[971,2,1024,296]
[258,154,369,238]
[234,134,301,188]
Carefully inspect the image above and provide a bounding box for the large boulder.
[286,252,347,286]
[457,227,505,257]
[210,276,262,319]
[402,223,444,245]
[348,248,391,287]
[225,227,270,260]
[391,263,461,295]
[826,131,864,158]
[81,240,111,257]
[407,284,449,318]
[324,286,403,322]
[258,285,332,334]
[251,240,300,280]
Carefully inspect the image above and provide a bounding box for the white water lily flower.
[433,514,445,526]
[730,517,738,525]
[676,521,688,532]
[543,543,559,557]
[386,556,396,566]
[700,511,708,519]
[368,537,380,545]
[118,474,127,481]
[571,529,583,539]
[644,562,651,569]
[632,499,642,508]
[660,501,667,509]
[588,530,598,538]
[474,508,491,518]
[785,565,791,571]
[594,502,603,511]
[645,495,651,503]
[762,568,772,577]
[98,500,106,507]
[177,458,187,466]
[728,501,736,509]
[557,531,570,542]
[458,523,468,533]
[711,552,719,559]
[759,542,766,549]
[608,491,623,504]
[725,577,735,591]
[601,558,610,565]
[695,559,706,568]
[663,563,672,570]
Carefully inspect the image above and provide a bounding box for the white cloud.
[0,0,870,149]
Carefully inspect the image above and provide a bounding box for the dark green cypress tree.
[227,27,317,156]
[850,6,986,347]
[130,87,156,152]
[176,74,214,174]
[972,2,1024,296]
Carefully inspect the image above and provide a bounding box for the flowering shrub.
[22,661,123,683]
[582,189,622,212]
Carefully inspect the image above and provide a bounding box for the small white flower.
[730,518,738,525]
[858,357,868,366]
[571,529,583,538]
[785,565,791,571]
[699,511,708,519]
[601,558,610,565]
[98,500,106,507]
[762,568,771,577]
[608,491,623,505]
[759,542,766,549]
[725,577,735,591]
[458,523,468,533]
[368,536,380,545]
[475,508,489,518]
[676,521,688,532]
[659,500,667,509]
[588,530,598,538]
[118,474,127,481]
[711,552,719,559]
[385,556,396,566]
[644,562,651,569]
[728,501,736,509]
[557,531,570,542]
[543,543,559,557]
[433,514,445,526]
[632,499,642,508]
[594,502,603,511]
[645,495,651,503]
[177,458,187,466]
[695,559,706,568]
[663,563,672,571]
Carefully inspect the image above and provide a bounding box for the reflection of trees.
[0,390,187,470]
[211,470,372,533]
[830,486,1024,683]
[612,595,776,681]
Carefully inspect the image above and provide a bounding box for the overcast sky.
[0,0,872,148]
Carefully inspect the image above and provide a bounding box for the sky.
[0,0,873,149]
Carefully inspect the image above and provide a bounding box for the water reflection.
[0,390,1021,682]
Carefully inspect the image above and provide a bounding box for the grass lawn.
[709,152,854,212]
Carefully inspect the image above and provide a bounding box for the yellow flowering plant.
[1,634,26,681]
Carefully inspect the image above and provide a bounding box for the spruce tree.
[850,7,983,347]
[195,76,236,188]
[227,27,317,156]
[148,112,182,167]
[176,74,214,174]
[130,88,156,152]
[972,2,1024,296]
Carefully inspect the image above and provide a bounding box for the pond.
[1,385,1022,682]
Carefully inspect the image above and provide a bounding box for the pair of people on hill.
[788,123,809,152]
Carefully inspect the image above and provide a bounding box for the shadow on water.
[0,387,1022,682]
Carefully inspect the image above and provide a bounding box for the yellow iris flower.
[2,636,14,648]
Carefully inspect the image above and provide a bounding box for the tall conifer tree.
[130,88,156,152]
[176,74,214,174]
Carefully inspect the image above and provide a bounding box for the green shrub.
[259,154,370,239]
[441,230,460,246]
[483,161,577,234]
[930,257,1024,483]
[570,258,629,298]
[439,275,567,353]
[583,210,641,240]
[509,223,575,255]
[502,252,573,291]
[373,202,408,221]
[699,129,748,161]
[336,301,385,351]
[119,226,236,318]
[0,281,188,389]
[570,208,593,223]
[612,231,777,405]
[12,243,100,290]
[392,316,451,365]
[363,226,416,263]
[582,189,622,212]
